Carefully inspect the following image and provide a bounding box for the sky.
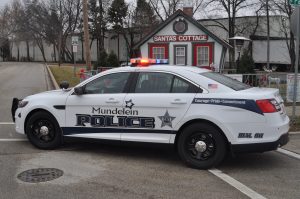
[0,0,10,8]
[0,0,256,19]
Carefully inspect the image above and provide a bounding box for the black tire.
[177,123,227,169]
[25,111,63,149]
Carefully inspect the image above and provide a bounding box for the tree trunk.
[289,32,296,72]
[53,44,57,62]
[81,37,85,62]
[26,40,30,62]
[17,46,19,62]
[36,38,47,62]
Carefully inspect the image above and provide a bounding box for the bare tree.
[204,0,259,68]
[271,0,295,71]
[148,0,205,21]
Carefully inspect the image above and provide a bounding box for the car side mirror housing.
[60,81,69,89]
[74,86,84,95]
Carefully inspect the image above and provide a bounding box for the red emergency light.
[130,58,168,67]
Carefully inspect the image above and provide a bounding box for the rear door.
[121,71,199,143]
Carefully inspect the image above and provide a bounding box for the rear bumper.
[231,133,289,153]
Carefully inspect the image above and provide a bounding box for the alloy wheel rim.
[31,119,55,143]
[186,132,216,161]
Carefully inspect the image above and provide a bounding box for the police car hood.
[24,89,71,102]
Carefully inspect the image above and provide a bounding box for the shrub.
[237,50,255,74]
[107,51,119,67]
[93,50,108,70]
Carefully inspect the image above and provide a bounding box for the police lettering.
[76,114,155,128]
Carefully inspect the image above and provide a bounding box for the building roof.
[134,9,232,49]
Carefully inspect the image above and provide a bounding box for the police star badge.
[125,99,135,109]
[158,110,176,128]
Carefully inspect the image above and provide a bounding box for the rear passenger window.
[172,77,190,93]
[135,73,173,93]
[135,72,200,93]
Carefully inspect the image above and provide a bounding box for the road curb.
[46,64,60,90]
[289,131,300,135]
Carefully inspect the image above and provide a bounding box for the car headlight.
[18,100,29,108]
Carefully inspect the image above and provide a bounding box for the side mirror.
[74,86,84,95]
[60,81,69,89]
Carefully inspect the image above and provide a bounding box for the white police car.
[12,58,289,169]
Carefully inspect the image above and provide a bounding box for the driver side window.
[84,72,130,94]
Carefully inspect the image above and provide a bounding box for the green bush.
[93,50,108,70]
[107,51,119,67]
[237,51,255,74]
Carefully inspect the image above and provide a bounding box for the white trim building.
[134,9,231,72]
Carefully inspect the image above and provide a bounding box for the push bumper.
[11,98,20,122]
[231,133,289,153]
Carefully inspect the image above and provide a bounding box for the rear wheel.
[177,123,227,169]
[25,111,63,149]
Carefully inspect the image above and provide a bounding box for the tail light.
[256,99,280,113]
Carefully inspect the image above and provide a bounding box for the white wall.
[252,40,290,64]
[10,31,130,63]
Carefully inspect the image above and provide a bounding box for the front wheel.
[25,111,63,149]
[177,123,227,169]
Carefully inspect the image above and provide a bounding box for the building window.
[149,43,169,59]
[152,47,165,59]
[193,43,214,67]
[175,46,186,65]
[197,46,209,66]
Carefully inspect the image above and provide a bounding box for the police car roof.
[106,65,211,74]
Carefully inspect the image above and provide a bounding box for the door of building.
[174,45,187,66]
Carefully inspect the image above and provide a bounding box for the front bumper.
[231,133,289,153]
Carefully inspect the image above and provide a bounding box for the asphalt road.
[0,62,299,199]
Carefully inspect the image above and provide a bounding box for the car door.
[121,71,200,143]
[64,72,131,140]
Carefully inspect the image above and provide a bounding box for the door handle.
[171,99,187,104]
[105,98,119,103]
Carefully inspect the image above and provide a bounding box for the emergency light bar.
[130,58,169,66]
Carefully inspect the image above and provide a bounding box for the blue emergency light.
[130,58,169,66]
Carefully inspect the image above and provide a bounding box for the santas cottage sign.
[153,35,208,42]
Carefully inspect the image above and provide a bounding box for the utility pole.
[266,0,270,70]
[83,0,92,70]
[58,0,62,67]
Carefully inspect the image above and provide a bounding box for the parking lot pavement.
[0,62,299,199]
[282,134,300,154]
[0,62,50,122]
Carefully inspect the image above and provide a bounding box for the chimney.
[183,2,193,17]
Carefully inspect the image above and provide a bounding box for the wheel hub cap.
[195,141,207,152]
[40,126,49,136]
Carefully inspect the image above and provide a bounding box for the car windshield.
[201,72,251,91]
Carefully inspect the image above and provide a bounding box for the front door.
[174,45,187,65]
[121,71,199,143]
[64,72,131,140]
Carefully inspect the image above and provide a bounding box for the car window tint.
[135,72,173,93]
[84,72,130,94]
[201,72,250,91]
[172,76,192,93]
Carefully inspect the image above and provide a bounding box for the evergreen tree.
[89,0,107,60]
[237,51,255,74]
[133,0,158,36]
[108,0,128,31]
[107,51,119,67]
[93,50,108,69]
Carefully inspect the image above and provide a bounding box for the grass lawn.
[49,65,82,87]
